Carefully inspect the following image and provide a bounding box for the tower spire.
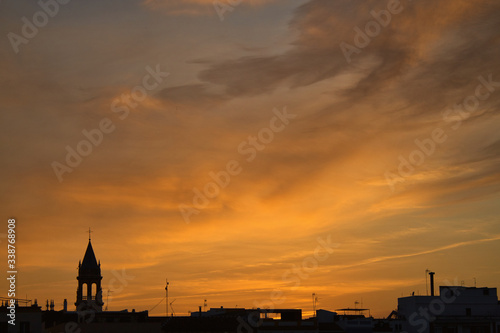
[75,233,103,312]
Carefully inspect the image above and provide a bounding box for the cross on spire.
[88,227,92,241]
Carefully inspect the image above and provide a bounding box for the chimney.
[429,271,435,296]
[63,299,67,312]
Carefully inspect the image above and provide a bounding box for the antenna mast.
[105,289,113,311]
[165,279,169,317]
[312,293,318,315]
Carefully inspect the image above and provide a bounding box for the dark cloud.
[180,0,500,119]
[156,0,500,208]
[156,83,228,106]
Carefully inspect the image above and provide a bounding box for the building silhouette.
[2,239,500,333]
[75,237,104,312]
[398,286,500,333]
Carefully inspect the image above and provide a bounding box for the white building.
[398,286,500,333]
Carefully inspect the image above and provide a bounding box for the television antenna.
[105,289,113,311]
[165,279,169,317]
[170,299,177,317]
[312,293,319,315]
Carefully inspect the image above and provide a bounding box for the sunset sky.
[1,0,500,318]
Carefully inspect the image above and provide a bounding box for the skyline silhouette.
[2,237,499,333]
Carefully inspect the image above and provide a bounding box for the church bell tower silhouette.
[75,228,104,311]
